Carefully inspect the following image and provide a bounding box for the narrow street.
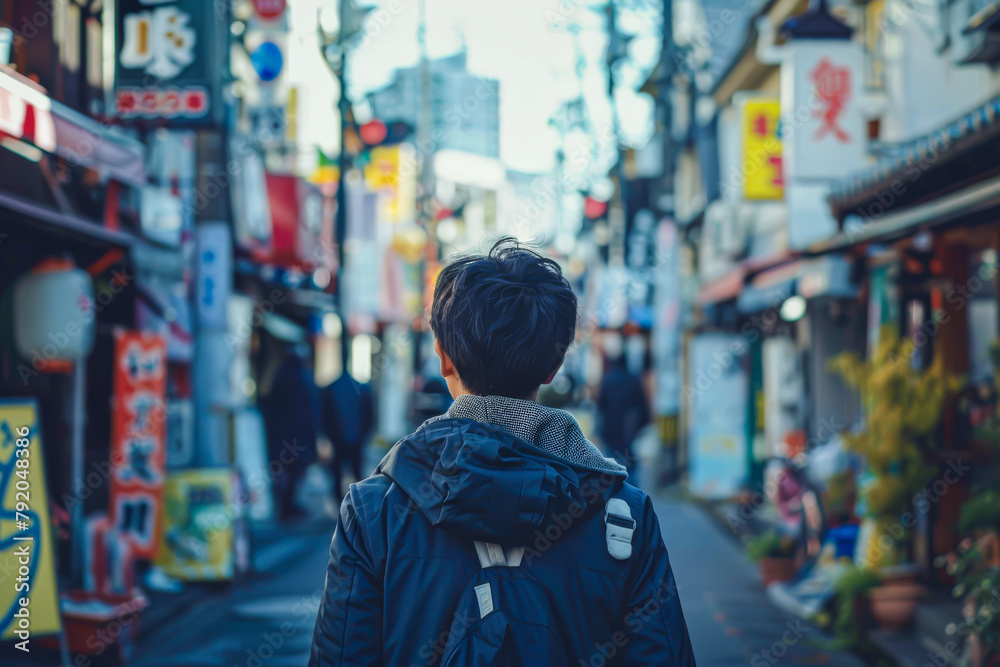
[130,522,333,667]
[118,497,865,667]
[655,497,865,666]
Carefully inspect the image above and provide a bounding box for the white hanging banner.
[781,40,865,182]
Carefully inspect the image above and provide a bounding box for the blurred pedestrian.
[321,370,374,504]
[411,372,453,424]
[259,344,319,520]
[310,238,694,666]
[597,352,650,475]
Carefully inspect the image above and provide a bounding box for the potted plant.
[828,567,881,649]
[939,344,1000,666]
[942,535,1000,667]
[830,326,958,632]
[746,529,797,586]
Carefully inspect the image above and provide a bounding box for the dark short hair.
[430,238,577,398]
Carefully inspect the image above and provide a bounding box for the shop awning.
[696,250,800,306]
[0,66,145,187]
[737,265,798,314]
[697,267,745,306]
[0,189,138,248]
[0,66,56,152]
[813,175,1000,254]
[737,255,858,314]
[50,102,146,187]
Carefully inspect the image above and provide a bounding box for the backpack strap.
[605,498,635,560]
[473,541,524,568]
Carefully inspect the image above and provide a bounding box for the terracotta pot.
[878,564,920,586]
[759,556,797,586]
[869,582,924,632]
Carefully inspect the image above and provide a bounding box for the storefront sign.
[109,330,167,560]
[0,399,60,640]
[154,469,236,581]
[140,186,184,247]
[781,41,865,181]
[653,220,682,416]
[687,334,749,498]
[196,223,232,330]
[0,68,56,152]
[739,98,783,200]
[364,143,417,223]
[113,0,222,122]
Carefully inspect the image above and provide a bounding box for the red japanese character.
[753,113,769,137]
[116,90,138,114]
[810,58,851,143]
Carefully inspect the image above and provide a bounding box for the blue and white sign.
[196,223,232,330]
[687,334,749,499]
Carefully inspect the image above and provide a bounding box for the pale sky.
[286,0,660,175]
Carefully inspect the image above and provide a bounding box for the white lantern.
[13,258,95,368]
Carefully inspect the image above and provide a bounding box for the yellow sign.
[0,399,60,641]
[741,99,784,200]
[154,469,235,582]
[364,145,400,191]
[658,415,679,447]
[364,144,416,223]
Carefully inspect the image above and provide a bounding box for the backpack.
[438,498,636,667]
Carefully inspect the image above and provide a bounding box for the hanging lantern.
[13,258,96,372]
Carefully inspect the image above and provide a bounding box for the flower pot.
[759,556,797,587]
[868,581,923,632]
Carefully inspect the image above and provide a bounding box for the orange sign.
[109,330,167,559]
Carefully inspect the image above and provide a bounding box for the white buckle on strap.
[474,541,525,568]
[605,498,635,561]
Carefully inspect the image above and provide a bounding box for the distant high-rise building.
[370,52,500,158]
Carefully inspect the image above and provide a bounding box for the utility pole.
[319,1,354,371]
[606,1,627,267]
[336,0,351,370]
[417,0,434,238]
[661,0,676,209]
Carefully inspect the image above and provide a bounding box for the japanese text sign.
[113,0,222,122]
[780,41,865,181]
[739,98,783,200]
[109,330,167,559]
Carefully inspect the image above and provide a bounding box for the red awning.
[696,250,800,306]
[0,66,56,152]
[697,267,745,306]
[0,66,145,186]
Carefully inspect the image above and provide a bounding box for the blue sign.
[251,42,283,82]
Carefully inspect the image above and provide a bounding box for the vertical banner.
[739,97,784,200]
[196,223,233,330]
[109,331,167,560]
[781,40,865,182]
[653,219,682,416]
[687,334,749,499]
[0,399,60,640]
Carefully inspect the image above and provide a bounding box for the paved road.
[130,522,332,667]
[655,496,865,666]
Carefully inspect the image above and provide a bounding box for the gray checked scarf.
[420,394,627,475]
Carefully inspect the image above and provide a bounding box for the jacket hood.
[375,397,627,546]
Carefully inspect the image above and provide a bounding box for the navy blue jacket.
[309,418,696,666]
